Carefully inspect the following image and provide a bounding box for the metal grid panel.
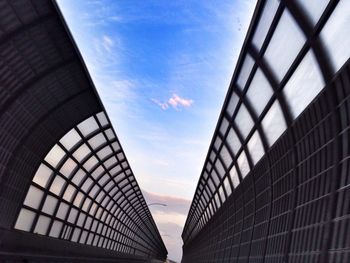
[182,0,350,262]
[0,0,167,261]
[14,111,161,255]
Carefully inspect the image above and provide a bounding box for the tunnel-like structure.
[182,0,350,262]
[0,0,167,262]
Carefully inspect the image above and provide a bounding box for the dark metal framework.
[0,0,166,262]
[15,111,163,256]
[182,0,350,262]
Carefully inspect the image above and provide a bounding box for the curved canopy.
[0,0,166,261]
[182,0,350,243]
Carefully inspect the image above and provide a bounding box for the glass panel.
[237,54,254,90]
[57,202,69,219]
[88,133,107,150]
[223,176,232,196]
[111,142,120,152]
[226,92,239,116]
[49,220,63,238]
[207,178,215,193]
[119,179,129,188]
[283,50,325,119]
[97,146,113,160]
[15,208,36,231]
[237,151,250,178]
[219,145,233,168]
[71,169,86,186]
[209,151,215,162]
[261,101,287,146]
[215,158,225,177]
[203,172,209,179]
[121,161,128,169]
[320,1,350,72]
[90,185,99,198]
[82,178,93,193]
[73,143,91,162]
[247,130,265,165]
[83,198,92,211]
[74,191,84,207]
[117,152,125,161]
[297,0,329,25]
[214,193,221,208]
[104,156,117,168]
[96,112,109,127]
[63,184,76,202]
[219,117,229,136]
[214,136,222,150]
[105,180,114,192]
[77,116,99,137]
[264,9,306,82]
[85,216,92,229]
[211,170,220,186]
[50,175,66,196]
[109,187,118,197]
[59,128,81,151]
[84,156,99,172]
[99,174,109,186]
[219,186,225,203]
[44,144,65,168]
[235,104,254,140]
[80,230,88,243]
[246,68,273,116]
[32,164,52,188]
[24,186,44,209]
[92,166,104,180]
[60,158,77,178]
[105,129,115,140]
[110,165,122,176]
[72,228,81,242]
[252,0,279,50]
[34,215,50,235]
[226,128,241,155]
[68,208,78,224]
[42,195,58,215]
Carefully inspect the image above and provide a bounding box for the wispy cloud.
[151,98,169,110]
[143,190,191,262]
[102,35,113,52]
[152,93,194,110]
[168,94,194,108]
[143,190,191,217]
[57,1,257,261]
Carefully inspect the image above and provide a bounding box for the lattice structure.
[0,0,166,262]
[182,0,350,262]
[15,111,162,255]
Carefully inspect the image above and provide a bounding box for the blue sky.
[57,0,255,261]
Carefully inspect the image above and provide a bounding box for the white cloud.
[102,35,114,52]
[151,98,169,110]
[143,190,191,262]
[152,93,194,110]
[168,93,194,108]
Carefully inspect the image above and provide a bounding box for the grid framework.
[182,0,350,262]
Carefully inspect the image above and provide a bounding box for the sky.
[57,1,256,261]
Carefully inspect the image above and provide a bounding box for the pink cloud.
[168,94,193,108]
[151,94,194,110]
[151,99,169,110]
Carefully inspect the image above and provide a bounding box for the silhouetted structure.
[0,1,167,262]
[182,0,350,262]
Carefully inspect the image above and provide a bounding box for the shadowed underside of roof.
[0,0,167,262]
